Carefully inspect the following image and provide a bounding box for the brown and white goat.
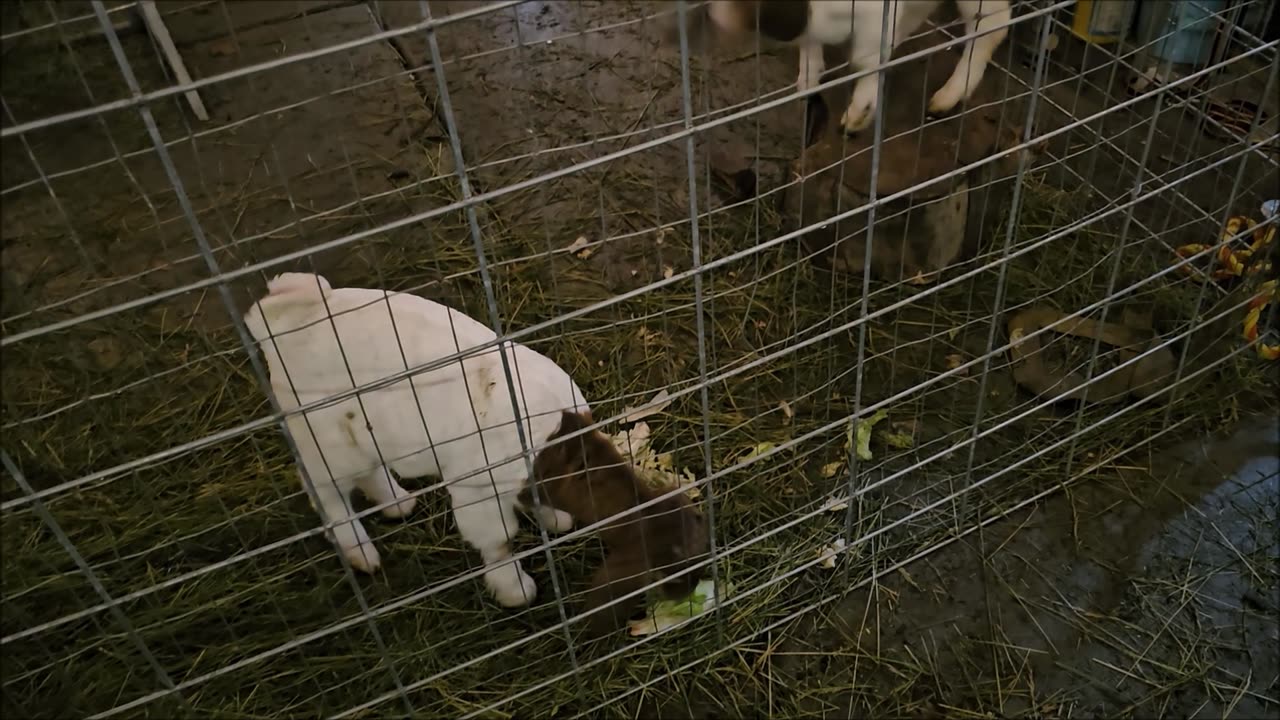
[526,410,710,637]
[245,273,709,625]
[700,1,1011,133]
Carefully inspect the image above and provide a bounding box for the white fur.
[709,0,1011,133]
[244,273,586,607]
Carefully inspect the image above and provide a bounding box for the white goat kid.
[244,273,582,607]
[706,0,1011,133]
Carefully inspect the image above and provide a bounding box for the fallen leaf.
[844,409,889,461]
[818,538,846,569]
[611,421,652,458]
[945,353,966,372]
[207,38,236,58]
[678,468,702,499]
[826,496,849,513]
[881,430,914,450]
[613,420,701,500]
[897,567,923,592]
[820,461,844,478]
[636,327,664,346]
[88,336,123,370]
[881,432,914,450]
[622,389,673,423]
[566,235,594,259]
[741,441,776,461]
[678,478,701,499]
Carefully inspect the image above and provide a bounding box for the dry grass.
[2,8,1277,712]
[3,120,1277,719]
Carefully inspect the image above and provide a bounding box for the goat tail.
[243,272,334,342]
[264,272,333,304]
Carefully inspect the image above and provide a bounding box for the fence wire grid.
[2,0,1279,718]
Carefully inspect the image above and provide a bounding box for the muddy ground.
[1,1,1277,718]
[756,416,1280,719]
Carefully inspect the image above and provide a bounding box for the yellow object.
[1173,212,1277,361]
[1071,0,1135,44]
[1242,280,1278,361]
[1174,216,1276,282]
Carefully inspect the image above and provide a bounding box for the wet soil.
[760,415,1279,718]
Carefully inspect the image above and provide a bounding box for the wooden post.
[137,0,208,121]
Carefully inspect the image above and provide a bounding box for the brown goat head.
[660,2,810,51]
[530,411,710,637]
[708,1,811,43]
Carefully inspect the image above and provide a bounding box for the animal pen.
[2,0,1278,717]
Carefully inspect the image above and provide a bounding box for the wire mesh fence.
[2,0,1277,717]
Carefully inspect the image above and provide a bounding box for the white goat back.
[244,273,588,483]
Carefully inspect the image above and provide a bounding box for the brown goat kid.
[522,411,710,637]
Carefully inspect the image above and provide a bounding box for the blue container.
[1136,0,1225,66]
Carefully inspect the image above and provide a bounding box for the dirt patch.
[763,416,1279,718]
[1,2,1277,719]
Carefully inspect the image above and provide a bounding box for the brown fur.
[715,1,811,43]
[752,1,812,43]
[521,411,709,637]
[666,1,810,48]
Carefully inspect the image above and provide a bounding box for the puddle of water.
[1140,417,1279,568]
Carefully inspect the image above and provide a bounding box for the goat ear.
[757,0,809,43]
[581,550,650,639]
[537,411,592,480]
[557,410,590,435]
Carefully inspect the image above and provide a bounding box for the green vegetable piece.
[881,430,914,450]
[629,579,724,637]
[848,409,889,461]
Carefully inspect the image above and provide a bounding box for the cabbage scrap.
[611,421,700,500]
[845,409,889,461]
[627,579,727,637]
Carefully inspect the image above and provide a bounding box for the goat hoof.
[344,544,382,574]
[840,107,873,135]
[545,509,574,533]
[489,569,538,608]
[926,90,962,118]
